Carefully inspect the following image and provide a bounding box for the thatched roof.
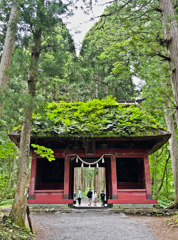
[31,97,169,137]
[9,97,170,153]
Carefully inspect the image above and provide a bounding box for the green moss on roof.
[32,96,167,138]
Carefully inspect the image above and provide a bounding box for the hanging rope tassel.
[66,153,113,167]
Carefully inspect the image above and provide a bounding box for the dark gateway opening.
[35,158,64,190]
[116,158,145,189]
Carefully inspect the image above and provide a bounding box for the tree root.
[167,201,178,209]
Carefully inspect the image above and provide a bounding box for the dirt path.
[29,209,178,240]
[129,215,178,240]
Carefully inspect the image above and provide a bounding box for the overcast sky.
[61,0,110,55]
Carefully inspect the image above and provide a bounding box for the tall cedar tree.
[0,0,20,117]
[159,0,178,208]
[10,0,66,226]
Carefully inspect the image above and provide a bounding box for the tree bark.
[159,0,178,126]
[154,154,158,198]
[0,0,20,117]
[26,206,33,233]
[165,101,178,208]
[10,0,44,226]
[10,111,32,226]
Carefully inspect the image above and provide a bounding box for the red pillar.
[110,156,118,199]
[28,157,37,199]
[64,156,70,199]
[144,155,152,199]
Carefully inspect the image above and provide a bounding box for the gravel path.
[31,210,161,240]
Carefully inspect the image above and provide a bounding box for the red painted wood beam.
[28,157,37,199]
[111,156,118,199]
[63,156,70,199]
[144,155,152,198]
[27,192,73,204]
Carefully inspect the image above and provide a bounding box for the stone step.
[73,206,108,210]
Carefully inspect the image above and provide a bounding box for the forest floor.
[129,215,178,240]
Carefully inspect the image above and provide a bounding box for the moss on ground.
[165,214,178,227]
[0,215,33,240]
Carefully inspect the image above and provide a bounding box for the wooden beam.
[110,156,118,199]
[144,155,152,198]
[64,156,70,199]
[28,158,37,199]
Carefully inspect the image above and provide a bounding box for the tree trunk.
[165,102,178,208]
[11,0,44,226]
[10,111,32,226]
[154,154,158,199]
[159,0,178,126]
[0,0,20,117]
[53,83,58,101]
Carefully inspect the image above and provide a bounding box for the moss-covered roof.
[30,96,169,138]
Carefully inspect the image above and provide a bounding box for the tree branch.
[40,42,63,51]
[93,77,108,85]
[157,152,170,194]
[155,146,165,158]
[155,53,171,61]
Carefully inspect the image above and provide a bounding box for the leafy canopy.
[32,96,166,138]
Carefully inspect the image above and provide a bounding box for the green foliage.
[158,198,174,209]
[149,146,175,207]
[0,142,17,203]
[0,199,13,207]
[0,144,15,159]
[0,120,7,127]
[0,215,33,240]
[31,144,55,161]
[32,96,166,138]
[83,0,165,99]
[81,20,136,100]
[0,175,15,202]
